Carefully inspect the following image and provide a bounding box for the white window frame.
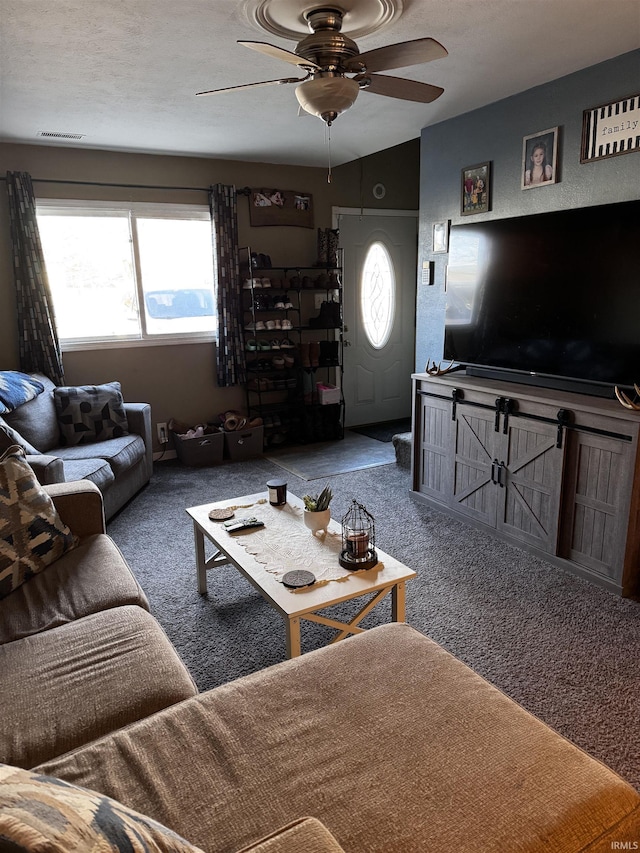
[36,199,217,351]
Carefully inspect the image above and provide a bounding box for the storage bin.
[174,431,224,467]
[316,383,341,405]
[224,425,264,460]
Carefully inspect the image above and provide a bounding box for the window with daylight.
[360,240,395,349]
[36,200,217,348]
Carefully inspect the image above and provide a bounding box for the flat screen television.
[443,199,640,397]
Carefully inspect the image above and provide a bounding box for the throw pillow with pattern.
[0,763,204,853]
[0,371,44,415]
[0,446,77,600]
[54,381,129,447]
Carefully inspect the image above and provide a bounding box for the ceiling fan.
[196,6,447,126]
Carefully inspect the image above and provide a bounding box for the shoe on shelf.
[281,318,293,330]
[261,277,272,288]
[244,321,256,331]
[270,339,281,350]
[283,354,295,369]
[246,338,258,351]
[273,318,282,330]
[274,300,286,310]
[283,300,294,309]
[265,319,276,330]
[257,340,272,351]
[242,279,254,290]
[255,320,266,331]
[272,355,285,370]
[309,341,321,367]
[280,338,295,349]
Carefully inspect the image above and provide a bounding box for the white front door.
[337,210,418,427]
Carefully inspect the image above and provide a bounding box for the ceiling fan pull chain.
[326,122,332,184]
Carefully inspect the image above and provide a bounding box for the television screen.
[444,199,640,392]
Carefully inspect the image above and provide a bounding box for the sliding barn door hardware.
[490,458,506,487]
[418,385,632,443]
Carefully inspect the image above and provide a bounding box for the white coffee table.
[186,491,416,658]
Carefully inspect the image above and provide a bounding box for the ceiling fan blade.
[238,40,319,70]
[358,73,444,103]
[196,77,303,96]
[345,37,447,73]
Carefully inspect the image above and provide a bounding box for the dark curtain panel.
[209,184,246,387]
[6,171,64,384]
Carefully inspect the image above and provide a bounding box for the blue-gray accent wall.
[416,50,640,374]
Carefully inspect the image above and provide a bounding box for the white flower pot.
[303,508,331,535]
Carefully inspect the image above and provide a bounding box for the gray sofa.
[0,374,152,520]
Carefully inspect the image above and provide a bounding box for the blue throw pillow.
[0,371,44,415]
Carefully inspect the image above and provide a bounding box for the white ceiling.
[1,0,638,168]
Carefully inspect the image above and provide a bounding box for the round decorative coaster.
[282,569,316,588]
[208,507,235,522]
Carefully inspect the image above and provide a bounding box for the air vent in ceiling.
[37,131,85,140]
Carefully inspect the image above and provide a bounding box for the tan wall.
[0,139,419,449]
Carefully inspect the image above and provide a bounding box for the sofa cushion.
[0,371,44,414]
[3,374,58,452]
[0,763,204,853]
[59,455,116,491]
[0,606,198,768]
[54,381,129,447]
[56,433,145,477]
[238,818,346,853]
[0,446,77,600]
[35,624,640,853]
[0,415,39,455]
[0,533,148,644]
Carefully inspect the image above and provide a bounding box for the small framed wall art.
[461,162,491,215]
[522,127,559,189]
[581,93,640,163]
[249,188,314,228]
[432,220,450,253]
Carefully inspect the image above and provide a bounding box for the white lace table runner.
[227,500,376,584]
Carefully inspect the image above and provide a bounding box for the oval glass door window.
[361,241,395,349]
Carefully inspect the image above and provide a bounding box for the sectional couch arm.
[124,403,153,474]
[26,454,64,485]
[45,480,106,537]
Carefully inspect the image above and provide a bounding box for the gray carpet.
[108,456,640,791]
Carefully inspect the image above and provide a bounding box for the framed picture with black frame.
[461,162,491,215]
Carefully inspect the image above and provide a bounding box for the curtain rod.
[0,177,254,194]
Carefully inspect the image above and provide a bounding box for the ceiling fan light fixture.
[295,75,360,123]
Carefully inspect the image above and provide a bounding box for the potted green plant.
[302,485,333,535]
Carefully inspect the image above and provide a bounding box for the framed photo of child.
[461,162,491,215]
[522,127,559,190]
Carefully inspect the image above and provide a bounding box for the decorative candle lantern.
[339,499,378,571]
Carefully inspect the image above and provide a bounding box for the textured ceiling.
[0,0,638,167]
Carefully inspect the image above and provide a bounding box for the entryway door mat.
[350,418,412,443]
[264,430,395,480]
